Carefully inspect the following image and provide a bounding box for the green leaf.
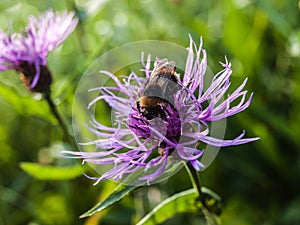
[80,184,137,218]
[0,84,55,122]
[136,187,221,225]
[20,162,85,180]
[136,189,197,225]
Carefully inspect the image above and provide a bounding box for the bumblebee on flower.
[63,36,259,186]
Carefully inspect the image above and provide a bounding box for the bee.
[136,59,181,120]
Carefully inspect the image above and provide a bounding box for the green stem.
[185,162,205,206]
[43,90,74,147]
[186,163,222,224]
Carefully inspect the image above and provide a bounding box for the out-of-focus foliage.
[0,0,299,224]
[80,184,137,218]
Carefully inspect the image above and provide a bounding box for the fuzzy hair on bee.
[136,58,181,120]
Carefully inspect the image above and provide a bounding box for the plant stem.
[43,90,74,147]
[185,162,205,206]
[185,162,222,224]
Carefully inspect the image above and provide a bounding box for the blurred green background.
[0,0,299,224]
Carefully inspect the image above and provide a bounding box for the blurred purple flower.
[63,36,259,185]
[0,10,78,92]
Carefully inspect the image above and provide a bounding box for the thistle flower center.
[129,103,182,154]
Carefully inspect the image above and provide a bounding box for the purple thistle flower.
[0,10,78,92]
[63,36,259,186]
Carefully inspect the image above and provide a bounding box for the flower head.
[0,10,78,92]
[63,36,259,186]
